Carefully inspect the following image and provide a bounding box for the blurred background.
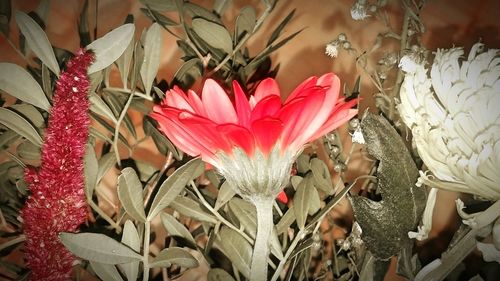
[1,0,499,280]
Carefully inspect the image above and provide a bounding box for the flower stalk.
[250,197,274,281]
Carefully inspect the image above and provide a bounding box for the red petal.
[164,87,194,112]
[251,117,284,155]
[217,123,255,155]
[178,111,232,153]
[202,79,238,124]
[150,111,213,159]
[279,88,325,149]
[285,76,318,102]
[307,99,359,142]
[277,191,288,204]
[254,78,280,103]
[187,89,207,116]
[233,80,251,128]
[250,95,282,122]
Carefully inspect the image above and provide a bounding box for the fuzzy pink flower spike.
[20,49,94,281]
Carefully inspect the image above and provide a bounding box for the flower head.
[350,0,370,20]
[21,49,94,280]
[152,74,358,201]
[398,43,500,200]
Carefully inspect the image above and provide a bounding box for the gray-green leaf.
[60,232,143,264]
[348,113,426,260]
[119,220,140,281]
[192,18,232,54]
[214,181,236,210]
[15,11,60,76]
[90,262,124,281]
[118,168,147,222]
[150,247,199,268]
[90,92,118,123]
[86,23,135,74]
[0,107,42,147]
[235,6,256,41]
[216,227,251,278]
[293,174,314,230]
[84,144,98,198]
[140,22,162,95]
[0,63,50,111]
[147,158,204,220]
[207,268,236,281]
[161,212,196,246]
[170,196,217,224]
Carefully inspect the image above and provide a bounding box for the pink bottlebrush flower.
[151,73,358,201]
[20,49,94,281]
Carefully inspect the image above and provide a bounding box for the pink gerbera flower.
[151,73,357,280]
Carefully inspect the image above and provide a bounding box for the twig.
[112,89,135,167]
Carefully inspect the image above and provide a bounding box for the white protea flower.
[398,42,500,201]
[325,41,340,58]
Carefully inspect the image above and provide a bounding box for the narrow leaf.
[119,220,140,281]
[0,107,42,147]
[16,141,40,160]
[97,152,117,183]
[147,158,204,220]
[116,36,134,89]
[266,9,295,46]
[216,227,251,278]
[161,213,196,246]
[192,18,232,54]
[207,268,236,281]
[9,104,44,128]
[86,23,135,74]
[214,181,235,210]
[310,158,334,195]
[84,144,98,199]
[60,232,143,264]
[293,174,313,230]
[150,247,199,268]
[276,206,295,234]
[170,196,217,224]
[89,92,117,123]
[90,262,124,281]
[235,6,255,41]
[172,57,202,89]
[15,10,60,76]
[0,63,50,111]
[140,22,162,95]
[118,168,147,222]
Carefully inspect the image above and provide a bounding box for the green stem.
[112,90,135,167]
[87,200,122,233]
[142,221,151,281]
[250,197,274,281]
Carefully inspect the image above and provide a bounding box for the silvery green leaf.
[116,35,134,89]
[9,104,44,129]
[142,116,182,160]
[172,58,202,88]
[310,158,334,195]
[118,167,147,222]
[214,181,236,210]
[216,227,251,278]
[90,92,117,123]
[0,130,20,150]
[41,64,52,99]
[235,6,255,41]
[84,144,98,198]
[170,196,217,224]
[276,206,295,234]
[0,107,42,147]
[0,63,50,111]
[89,127,113,144]
[102,90,136,138]
[90,261,124,281]
[0,0,11,36]
[161,212,196,246]
[184,3,222,24]
[147,158,204,220]
[293,174,314,230]
[192,18,232,54]
[15,11,60,76]
[213,0,231,15]
[308,185,321,215]
[150,247,199,268]
[349,113,426,260]
[86,23,135,74]
[140,22,162,95]
[97,152,117,183]
[296,154,310,174]
[140,0,176,11]
[207,268,236,281]
[119,220,140,281]
[60,232,143,264]
[266,9,295,46]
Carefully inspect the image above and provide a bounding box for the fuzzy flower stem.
[250,197,274,281]
[390,3,411,100]
[142,221,151,281]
